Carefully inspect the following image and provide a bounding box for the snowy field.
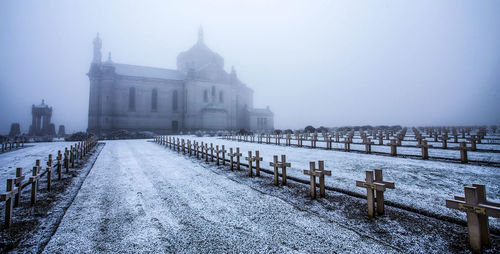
[0,141,75,190]
[172,135,500,230]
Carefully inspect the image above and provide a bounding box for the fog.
[1,0,499,134]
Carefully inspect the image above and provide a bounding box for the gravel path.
[43,140,397,253]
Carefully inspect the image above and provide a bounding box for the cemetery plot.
[175,135,500,232]
[0,142,75,190]
[0,139,97,226]
[158,136,500,253]
[0,138,100,252]
[223,132,500,166]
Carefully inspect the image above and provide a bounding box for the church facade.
[87,29,273,134]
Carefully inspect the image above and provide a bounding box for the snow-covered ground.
[0,141,75,190]
[43,140,400,253]
[1,138,497,252]
[172,135,500,230]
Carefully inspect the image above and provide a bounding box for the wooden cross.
[310,133,317,148]
[326,136,333,150]
[1,179,18,228]
[204,143,209,162]
[70,145,75,168]
[228,148,242,170]
[343,138,351,152]
[415,134,423,146]
[286,134,291,146]
[200,142,205,158]
[245,151,254,177]
[467,136,478,151]
[417,140,432,160]
[13,167,25,207]
[194,142,200,159]
[77,142,82,160]
[355,169,395,217]
[378,134,383,145]
[64,148,69,172]
[228,148,234,170]
[57,150,62,180]
[364,138,374,154]
[209,143,215,162]
[396,135,403,146]
[446,184,500,253]
[234,148,242,170]
[187,140,192,156]
[440,134,450,149]
[303,161,331,199]
[181,139,186,154]
[218,145,227,166]
[46,154,53,191]
[215,145,221,165]
[387,139,398,156]
[269,155,291,186]
[454,142,470,163]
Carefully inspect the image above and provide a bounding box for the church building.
[87,28,274,134]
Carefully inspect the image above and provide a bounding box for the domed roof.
[176,27,227,81]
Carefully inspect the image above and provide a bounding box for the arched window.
[203,90,208,102]
[219,91,224,103]
[173,90,178,112]
[128,87,135,111]
[151,88,158,112]
[211,86,216,97]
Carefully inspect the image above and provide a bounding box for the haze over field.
[1,0,499,134]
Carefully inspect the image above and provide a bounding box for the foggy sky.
[1,0,499,134]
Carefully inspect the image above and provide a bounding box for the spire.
[93,33,102,63]
[198,25,204,44]
[104,51,114,66]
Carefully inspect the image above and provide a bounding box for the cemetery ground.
[0,139,499,253]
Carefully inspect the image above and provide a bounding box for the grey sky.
[1,0,499,134]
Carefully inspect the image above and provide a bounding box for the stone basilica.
[87,28,274,134]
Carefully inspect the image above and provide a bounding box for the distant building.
[29,100,56,136]
[9,123,20,137]
[87,28,274,134]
